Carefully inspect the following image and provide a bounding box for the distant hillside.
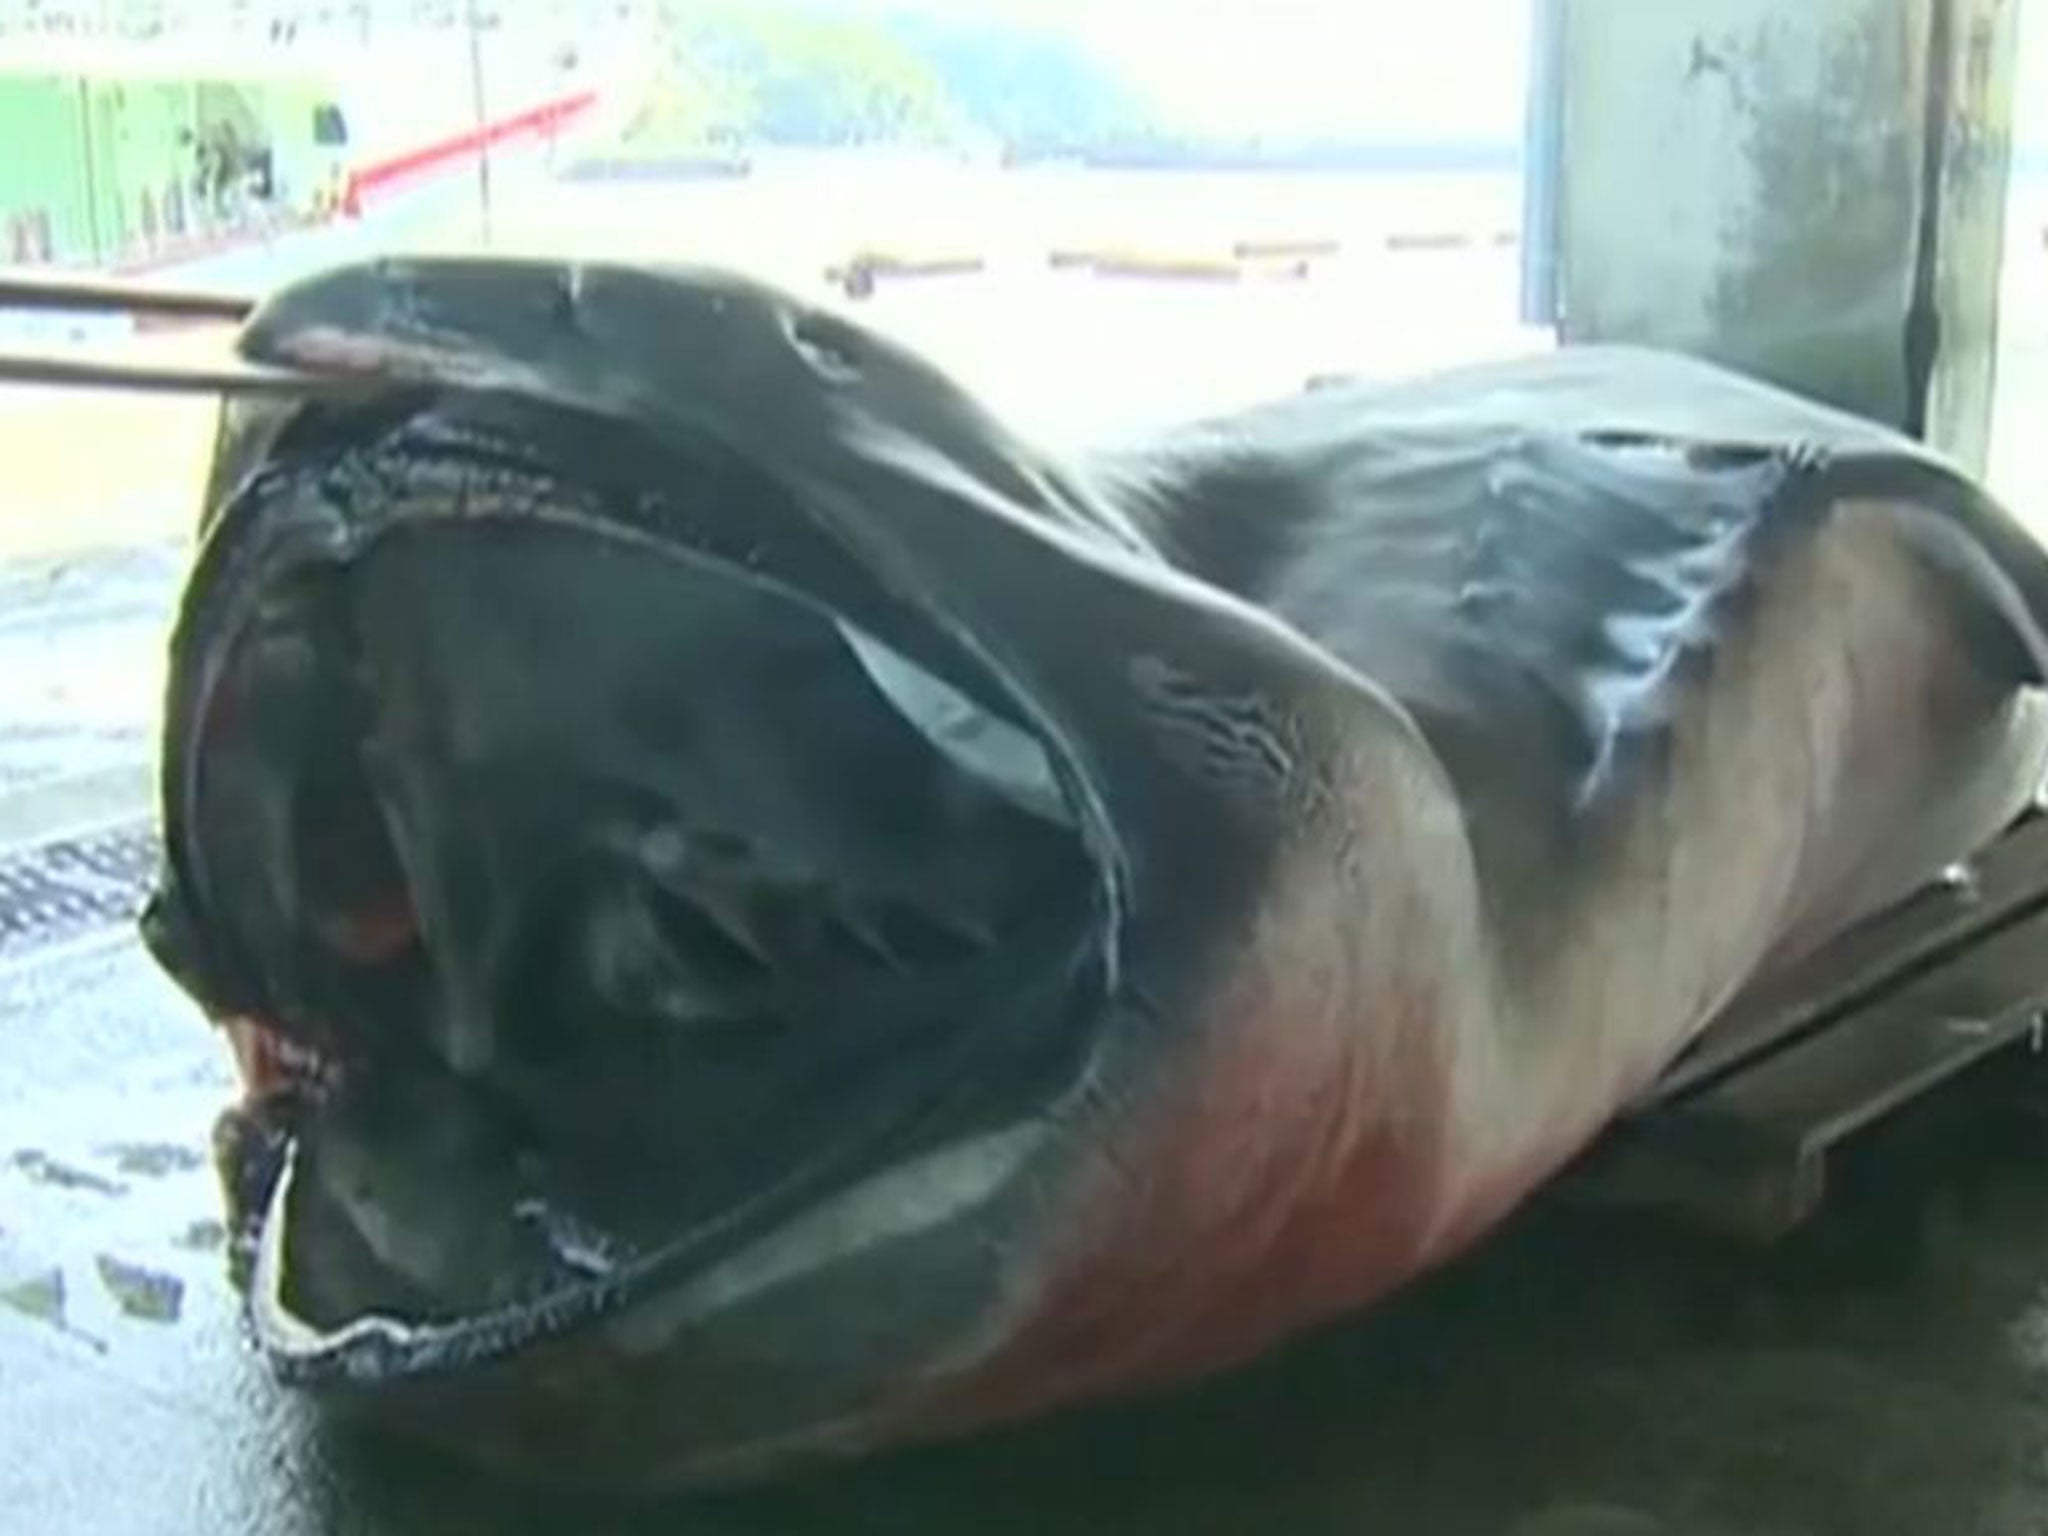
[620,2,1155,155]
[877,10,1156,154]
[613,1,1525,167]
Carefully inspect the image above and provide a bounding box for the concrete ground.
[9,172,2048,1534]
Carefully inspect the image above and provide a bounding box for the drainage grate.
[0,820,159,961]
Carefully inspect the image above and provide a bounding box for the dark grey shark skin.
[141,256,2048,1489]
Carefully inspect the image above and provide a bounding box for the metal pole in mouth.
[0,347,370,398]
[0,273,255,323]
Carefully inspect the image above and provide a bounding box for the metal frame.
[1569,804,2048,1240]
[0,270,348,396]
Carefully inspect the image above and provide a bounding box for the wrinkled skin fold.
[142,256,2048,1488]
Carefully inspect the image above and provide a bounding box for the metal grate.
[0,820,159,961]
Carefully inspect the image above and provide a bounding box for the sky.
[912,0,2047,152]
[891,0,1536,141]
[1093,1,1532,140]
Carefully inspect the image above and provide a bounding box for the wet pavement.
[0,542,181,830]
[0,822,160,962]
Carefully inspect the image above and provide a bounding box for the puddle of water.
[11,1149,126,1197]
[94,1253,185,1324]
[1,1264,66,1327]
[174,1218,228,1253]
[102,1143,208,1179]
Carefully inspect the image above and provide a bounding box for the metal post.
[467,0,494,247]
[1544,0,2017,473]
[76,79,104,266]
[1519,0,1566,328]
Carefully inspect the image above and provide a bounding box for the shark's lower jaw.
[153,402,1113,1386]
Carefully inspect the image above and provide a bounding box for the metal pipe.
[1518,0,1566,328]
[0,272,254,323]
[467,0,495,247]
[76,78,104,267]
[0,347,364,398]
[1903,0,1958,442]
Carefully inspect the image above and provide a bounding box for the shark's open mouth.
[148,392,1111,1380]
